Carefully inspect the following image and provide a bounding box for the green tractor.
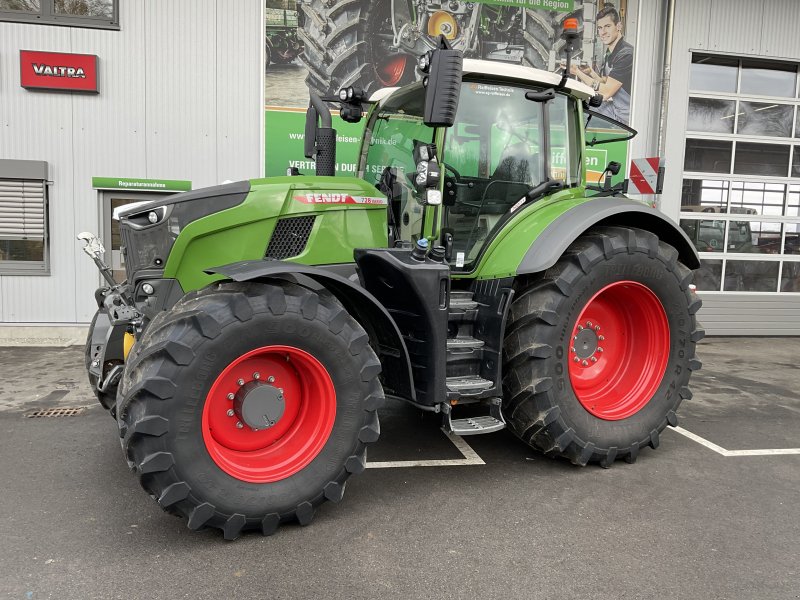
[80,31,703,540]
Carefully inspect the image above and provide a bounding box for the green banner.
[91,177,192,192]
[474,0,574,11]
[265,110,364,177]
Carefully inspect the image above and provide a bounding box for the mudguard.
[206,260,416,402]
[518,197,700,275]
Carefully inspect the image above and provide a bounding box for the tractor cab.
[359,63,588,271]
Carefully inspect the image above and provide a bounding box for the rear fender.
[518,197,700,275]
[206,260,415,402]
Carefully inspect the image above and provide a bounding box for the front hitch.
[77,232,141,327]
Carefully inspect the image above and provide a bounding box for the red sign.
[629,157,662,195]
[20,50,98,93]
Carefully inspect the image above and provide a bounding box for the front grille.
[265,216,316,260]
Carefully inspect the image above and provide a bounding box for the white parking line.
[670,426,800,457]
[366,431,485,469]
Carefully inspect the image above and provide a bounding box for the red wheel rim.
[201,345,336,483]
[377,55,410,87]
[568,281,670,420]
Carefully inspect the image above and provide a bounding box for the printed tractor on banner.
[79,24,703,541]
[296,0,601,99]
[265,6,303,70]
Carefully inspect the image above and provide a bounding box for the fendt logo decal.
[32,64,87,78]
[293,194,387,205]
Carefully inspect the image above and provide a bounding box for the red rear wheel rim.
[377,55,410,87]
[202,345,336,483]
[568,281,670,420]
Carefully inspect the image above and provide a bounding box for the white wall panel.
[216,0,264,182]
[758,0,800,59]
[1,1,263,326]
[0,23,76,322]
[708,0,764,54]
[698,294,800,335]
[144,0,218,186]
[69,2,148,322]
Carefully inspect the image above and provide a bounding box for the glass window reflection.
[724,260,779,291]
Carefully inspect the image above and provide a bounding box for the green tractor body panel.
[163,176,387,292]
[463,187,589,280]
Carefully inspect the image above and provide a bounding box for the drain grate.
[24,406,87,418]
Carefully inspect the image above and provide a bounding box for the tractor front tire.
[117,280,383,539]
[503,226,704,467]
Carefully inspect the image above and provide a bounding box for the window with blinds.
[0,178,48,273]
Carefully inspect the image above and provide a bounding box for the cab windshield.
[443,81,579,269]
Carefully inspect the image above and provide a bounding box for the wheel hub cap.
[234,381,285,430]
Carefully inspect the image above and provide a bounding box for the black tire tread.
[503,226,704,467]
[117,280,383,539]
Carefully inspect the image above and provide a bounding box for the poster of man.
[569,5,634,124]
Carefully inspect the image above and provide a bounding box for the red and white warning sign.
[628,158,662,195]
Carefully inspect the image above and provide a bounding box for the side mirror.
[421,36,462,128]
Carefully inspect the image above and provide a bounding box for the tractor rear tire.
[117,280,383,539]
[503,226,704,467]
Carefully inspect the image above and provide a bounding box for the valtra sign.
[20,50,98,93]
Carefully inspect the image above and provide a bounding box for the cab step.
[446,375,493,395]
[444,401,506,436]
[446,337,485,351]
[449,291,479,311]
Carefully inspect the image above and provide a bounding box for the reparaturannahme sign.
[91,177,192,192]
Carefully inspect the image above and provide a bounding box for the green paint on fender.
[467,187,591,280]
[163,176,387,292]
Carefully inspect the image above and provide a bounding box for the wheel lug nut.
[237,378,244,386]
[267,376,275,383]
[587,321,593,328]
[253,372,260,380]
[571,346,576,352]
[577,325,584,331]
[581,360,588,366]
[236,421,243,429]
[595,325,600,331]
[227,409,234,417]
[573,357,580,362]
[227,393,234,400]
[598,335,605,341]
[591,357,597,363]
[598,347,603,353]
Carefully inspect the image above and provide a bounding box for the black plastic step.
[446,375,493,395]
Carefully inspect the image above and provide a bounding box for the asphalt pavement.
[0,338,798,600]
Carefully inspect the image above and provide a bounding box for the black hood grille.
[265,216,316,260]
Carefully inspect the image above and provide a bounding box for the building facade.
[1,0,799,338]
[0,0,264,342]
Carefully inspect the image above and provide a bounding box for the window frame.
[0,178,50,276]
[681,52,800,294]
[0,0,119,30]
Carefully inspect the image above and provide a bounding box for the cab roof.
[369,58,595,104]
